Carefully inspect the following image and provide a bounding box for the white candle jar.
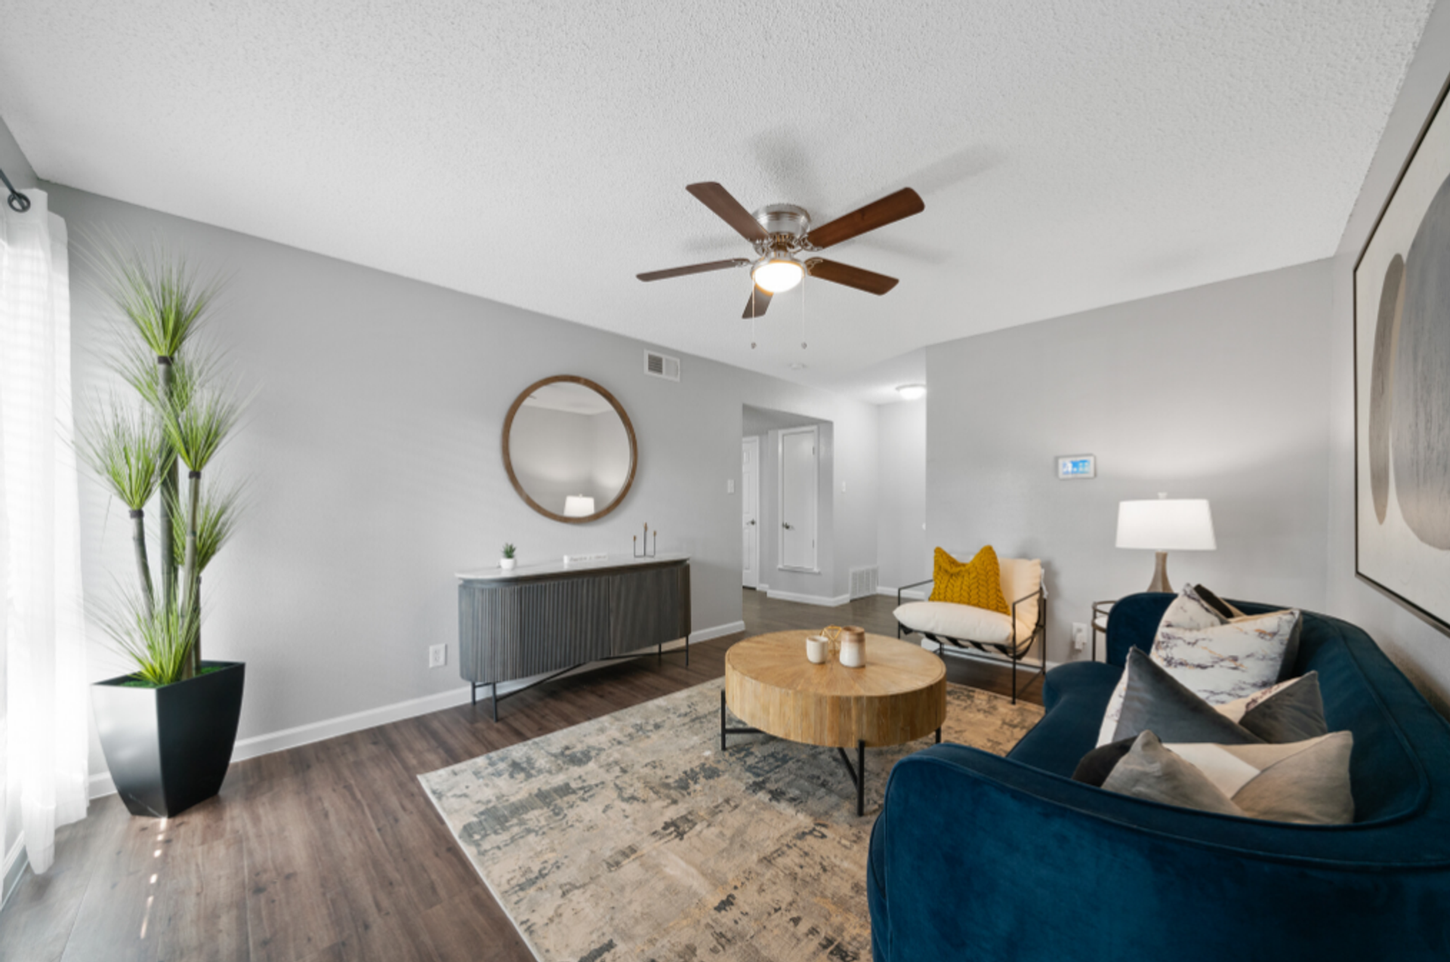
[806,635,829,664]
[839,626,867,668]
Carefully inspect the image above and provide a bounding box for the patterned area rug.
[420,680,1042,962]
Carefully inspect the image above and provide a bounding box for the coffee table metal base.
[719,690,941,817]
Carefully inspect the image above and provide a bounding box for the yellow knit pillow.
[929,546,1010,615]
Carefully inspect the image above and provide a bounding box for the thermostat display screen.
[1057,454,1096,479]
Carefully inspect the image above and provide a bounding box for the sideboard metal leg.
[935,727,942,744]
[720,690,727,752]
[658,640,663,665]
[471,682,477,706]
[491,682,498,723]
[685,637,690,667]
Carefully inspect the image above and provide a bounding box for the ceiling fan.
[637,182,925,317]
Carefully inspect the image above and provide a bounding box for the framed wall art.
[1355,73,1450,633]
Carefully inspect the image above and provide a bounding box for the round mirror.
[502,375,637,524]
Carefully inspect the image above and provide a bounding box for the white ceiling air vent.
[644,350,680,382]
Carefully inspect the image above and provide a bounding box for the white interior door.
[741,436,760,587]
[779,426,818,571]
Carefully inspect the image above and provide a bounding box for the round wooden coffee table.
[721,630,947,815]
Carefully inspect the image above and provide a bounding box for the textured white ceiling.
[0,1,1434,397]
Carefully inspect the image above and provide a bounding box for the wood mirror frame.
[501,375,638,524]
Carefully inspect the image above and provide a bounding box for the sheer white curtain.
[0,188,88,875]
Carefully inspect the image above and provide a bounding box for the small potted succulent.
[500,543,517,571]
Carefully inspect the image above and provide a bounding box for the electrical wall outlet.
[727,478,735,494]
[841,480,848,493]
[428,643,447,668]
[1071,623,1088,652]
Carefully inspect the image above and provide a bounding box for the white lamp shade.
[563,495,596,518]
[1116,499,1216,551]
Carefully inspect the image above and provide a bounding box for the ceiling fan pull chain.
[800,271,807,350]
[751,284,757,349]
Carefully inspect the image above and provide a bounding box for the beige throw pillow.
[1101,731,1355,824]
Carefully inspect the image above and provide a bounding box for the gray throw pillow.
[1100,732,1243,816]
[1101,731,1357,824]
[1237,672,1327,743]
[1111,648,1264,746]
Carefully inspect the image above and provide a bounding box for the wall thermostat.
[1057,454,1096,479]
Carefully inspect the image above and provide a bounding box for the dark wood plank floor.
[0,590,1041,962]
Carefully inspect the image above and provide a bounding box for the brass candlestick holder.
[633,522,657,558]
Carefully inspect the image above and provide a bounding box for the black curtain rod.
[0,164,31,212]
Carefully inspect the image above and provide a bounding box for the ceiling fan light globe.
[896,384,927,400]
[752,257,805,294]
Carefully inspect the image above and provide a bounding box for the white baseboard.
[765,589,851,607]
[690,620,745,643]
[2,834,26,911]
[87,620,747,801]
[878,586,928,601]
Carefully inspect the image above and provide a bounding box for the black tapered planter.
[92,660,245,818]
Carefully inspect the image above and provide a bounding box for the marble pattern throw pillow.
[1097,585,1302,746]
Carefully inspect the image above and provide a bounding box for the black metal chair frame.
[895,581,1049,704]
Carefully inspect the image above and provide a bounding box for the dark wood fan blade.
[637,258,749,282]
[806,188,924,249]
[687,182,768,242]
[806,258,900,295]
[742,287,772,318]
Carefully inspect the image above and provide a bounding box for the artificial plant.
[80,241,244,684]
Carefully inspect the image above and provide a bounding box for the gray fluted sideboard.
[456,554,691,720]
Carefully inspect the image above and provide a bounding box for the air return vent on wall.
[849,565,879,600]
[644,350,680,382]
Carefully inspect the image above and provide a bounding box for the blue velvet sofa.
[868,593,1450,960]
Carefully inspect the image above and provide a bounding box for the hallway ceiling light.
[896,384,927,400]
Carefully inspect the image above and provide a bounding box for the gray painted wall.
[876,399,928,592]
[1326,0,1450,716]
[44,184,880,783]
[0,112,35,192]
[925,259,1334,665]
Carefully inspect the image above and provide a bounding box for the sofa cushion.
[895,601,1036,655]
[928,546,1009,614]
[1009,662,1121,776]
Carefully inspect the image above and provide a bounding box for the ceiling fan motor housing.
[753,204,812,254]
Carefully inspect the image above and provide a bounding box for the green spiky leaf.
[155,383,247,474]
[169,479,246,572]
[76,397,166,511]
[94,591,199,686]
[84,233,225,359]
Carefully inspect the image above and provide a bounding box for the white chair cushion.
[894,601,1037,655]
[998,558,1043,628]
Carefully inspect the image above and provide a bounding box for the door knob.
[748,519,756,525]
[783,522,793,530]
